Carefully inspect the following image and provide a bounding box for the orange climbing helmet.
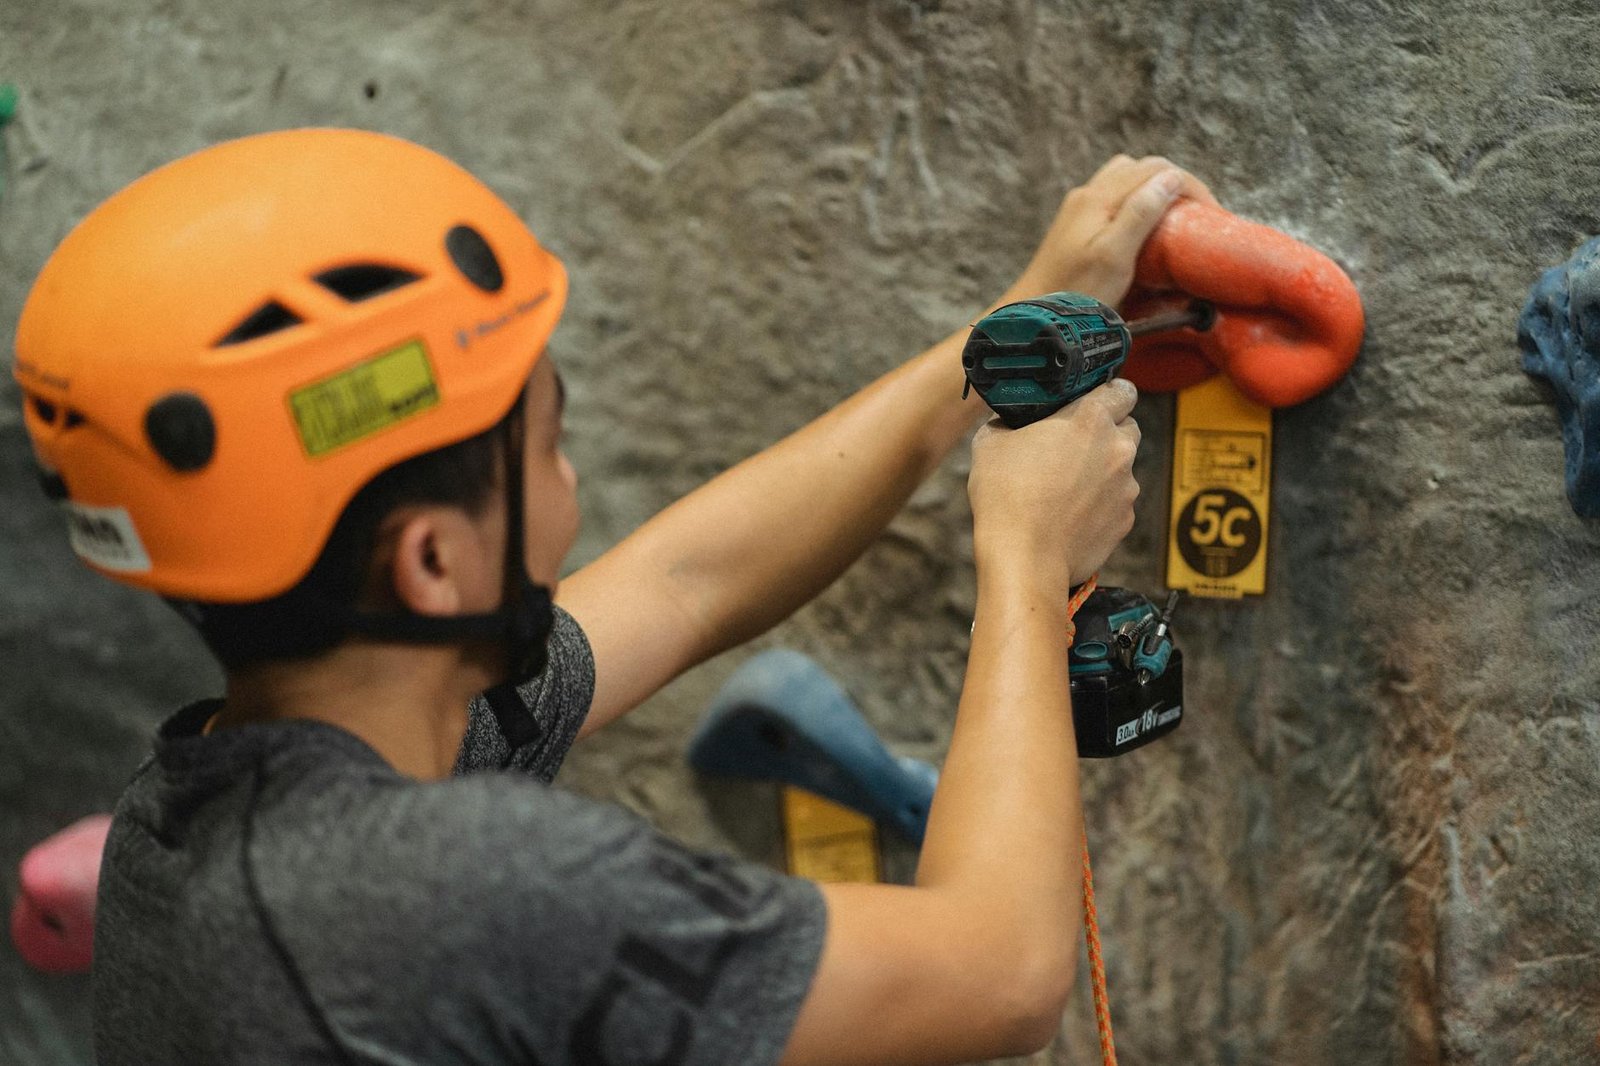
[14,128,567,603]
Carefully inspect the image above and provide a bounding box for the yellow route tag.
[781,787,881,883]
[289,339,439,457]
[1166,375,1272,598]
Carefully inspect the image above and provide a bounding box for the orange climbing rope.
[1064,575,1118,1066]
[1081,820,1117,1065]
[1062,575,1099,645]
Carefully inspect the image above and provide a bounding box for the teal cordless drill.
[961,291,1210,756]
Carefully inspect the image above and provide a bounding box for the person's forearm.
[915,567,1083,972]
[638,319,991,656]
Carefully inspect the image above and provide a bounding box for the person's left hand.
[1007,154,1217,307]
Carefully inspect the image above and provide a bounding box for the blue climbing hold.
[688,650,939,844]
[1519,236,1600,518]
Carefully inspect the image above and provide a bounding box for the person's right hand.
[967,379,1141,596]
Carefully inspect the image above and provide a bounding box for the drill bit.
[1126,300,1216,338]
[1135,591,1183,685]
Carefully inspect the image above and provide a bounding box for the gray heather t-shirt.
[93,608,826,1065]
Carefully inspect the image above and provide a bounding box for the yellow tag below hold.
[289,338,440,457]
[1166,375,1273,598]
[781,787,881,883]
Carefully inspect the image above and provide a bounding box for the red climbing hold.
[11,813,111,974]
[1122,200,1365,407]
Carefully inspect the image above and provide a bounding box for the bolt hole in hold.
[756,718,790,751]
[364,81,378,100]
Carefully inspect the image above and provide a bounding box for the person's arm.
[781,379,1142,1064]
[559,156,1211,736]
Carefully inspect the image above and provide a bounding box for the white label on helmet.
[62,503,153,573]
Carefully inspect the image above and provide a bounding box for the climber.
[13,131,1209,1064]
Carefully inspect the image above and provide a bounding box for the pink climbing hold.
[11,813,111,974]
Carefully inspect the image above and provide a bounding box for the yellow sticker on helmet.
[288,339,439,457]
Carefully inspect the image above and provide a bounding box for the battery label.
[1167,376,1273,598]
[288,339,439,457]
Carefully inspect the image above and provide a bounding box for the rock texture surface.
[3,1,1599,1063]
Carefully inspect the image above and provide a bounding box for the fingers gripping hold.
[1017,157,1214,308]
[1096,172,1182,266]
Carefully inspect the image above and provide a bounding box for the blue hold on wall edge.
[1519,235,1600,518]
[688,650,939,844]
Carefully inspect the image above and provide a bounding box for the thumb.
[1098,169,1182,265]
[1083,377,1139,423]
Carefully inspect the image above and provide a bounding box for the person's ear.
[387,510,488,616]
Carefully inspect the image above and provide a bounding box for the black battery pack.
[1070,649,1184,757]
[1065,584,1185,758]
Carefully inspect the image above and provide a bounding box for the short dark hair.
[171,412,514,671]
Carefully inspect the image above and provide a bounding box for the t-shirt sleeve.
[453,604,595,782]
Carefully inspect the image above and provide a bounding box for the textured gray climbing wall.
[3,1,1599,1063]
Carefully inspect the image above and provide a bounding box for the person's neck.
[214,643,496,780]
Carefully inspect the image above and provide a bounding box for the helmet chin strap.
[492,390,555,681]
[344,392,555,683]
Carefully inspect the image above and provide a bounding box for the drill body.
[961,291,1185,757]
[960,292,1131,429]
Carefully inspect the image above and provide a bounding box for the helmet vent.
[145,393,216,472]
[37,469,69,501]
[446,225,504,292]
[313,264,422,303]
[25,394,87,429]
[216,301,302,347]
